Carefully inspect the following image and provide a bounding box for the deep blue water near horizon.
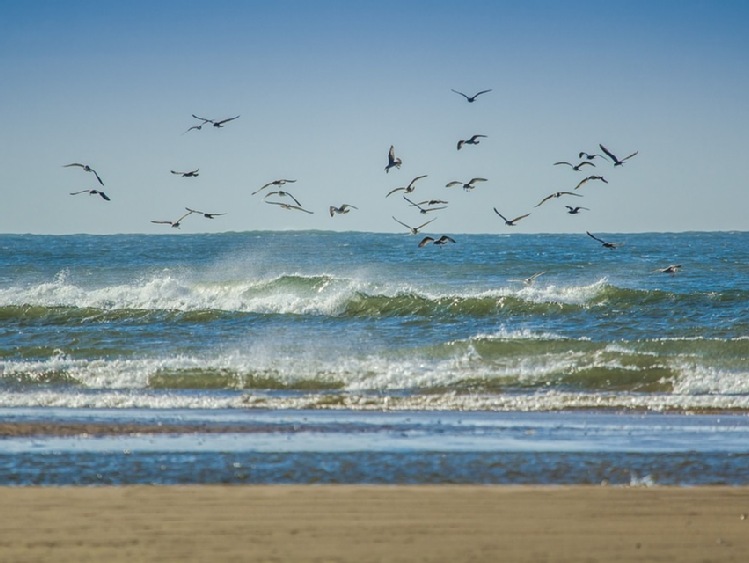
[2,230,748,484]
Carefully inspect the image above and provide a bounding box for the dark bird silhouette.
[574,175,609,190]
[457,134,487,150]
[445,177,487,191]
[599,144,638,166]
[554,161,596,171]
[385,145,402,173]
[493,208,530,226]
[415,199,448,206]
[565,206,589,214]
[329,204,358,217]
[185,207,225,219]
[451,89,492,103]
[191,114,240,128]
[578,151,605,161]
[252,179,296,195]
[264,191,301,206]
[535,191,583,207]
[655,264,682,274]
[63,163,104,185]
[392,216,436,234]
[183,123,204,134]
[418,235,456,247]
[69,189,110,201]
[265,200,314,214]
[404,197,447,214]
[586,231,623,249]
[151,211,192,228]
[386,175,427,197]
[171,169,199,178]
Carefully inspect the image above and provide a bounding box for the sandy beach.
[1,485,747,562]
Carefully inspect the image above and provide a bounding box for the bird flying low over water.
[171,169,199,177]
[386,175,427,197]
[565,206,589,214]
[457,134,487,150]
[191,114,240,128]
[554,161,595,171]
[69,189,110,201]
[185,207,225,219]
[574,175,608,190]
[265,200,314,214]
[63,163,104,185]
[392,216,435,234]
[535,191,582,207]
[655,264,682,274]
[252,179,296,195]
[509,271,545,286]
[404,197,447,214]
[385,145,402,173]
[451,89,492,103]
[586,231,623,249]
[418,235,456,247]
[151,211,192,228]
[599,144,638,166]
[329,204,358,217]
[445,177,487,191]
[493,208,530,226]
[264,191,301,206]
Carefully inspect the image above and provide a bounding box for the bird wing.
[69,190,87,195]
[287,193,302,206]
[474,89,492,97]
[512,214,530,223]
[553,161,572,167]
[576,161,595,168]
[151,220,173,225]
[214,115,240,126]
[392,216,411,229]
[386,187,405,197]
[535,195,553,207]
[469,178,488,184]
[438,235,456,244]
[97,191,111,201]
[417,218,436,229]
[63,163,85,169]
[493,208,507,221]
[621,151,638,162]
[445,181,462,188]
[598,144,618,163]
[469,134,487,142]
[451,89,469,99]
[423,205,447,212]
[561,191,582,197]
[410,175,428,186]
[170,170,183,175]
[457,140,465,150]
[191,114,214,124]
[418,236,435,247]
[184,207,202,215]
[586,231,606,244]
[388,145,396,164]
[403,197,419,207]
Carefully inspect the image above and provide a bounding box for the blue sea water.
[1,230,748,484]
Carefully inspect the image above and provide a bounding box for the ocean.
[2,230,748,485]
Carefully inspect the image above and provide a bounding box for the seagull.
[69,189,110,201]
[578,151,605,161]
[535,191,583,207]
[654,264,682,274]
[191,114,240,128]
[252,179,296,195]
[171,169,199,178]
[586,231,623,249]
[63,163,104,185]
[445,177,487,191]
[404,196,447,214]
[264,190,301,206]
[265,200,314,214]
[418,235,456,247]
[386,175,427,197]
[385,145,402,173]
[182,123,204,134]
[392,216,436,234]
[574,175,609,190]
[493,208,530,226]
[599,144,638,166]
[185,207,225,219]
[329,204,358,217]
[457,134,487,150]
[151,211,192,228]
[510,271,545,285]
[554,161,596,171]
[414,199,448,206]
[451,89,492,103]
[565,205,590,214]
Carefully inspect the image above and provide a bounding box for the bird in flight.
[265,200,314,214]
[392,216,436,234]
[171,169,200,178]
[457,134,487,150]
[69,189,110,201]
[151,211,192,228]
[451,89,492,103]
[418,235,456,247]
[185,207,225,219]
[554,161,596,171]
[386,175,427,197]
[329,204,358,217]
[510,271,545,286]
[252,179,296,195]
[63,163,104,185]
[599,144,638,166]
[565,205,589,214]
[655,264,682,274]
[191,114,240,128]
[578,151,605,161]
[265,191,301,206]
[493,208,530,226]
[404,197,447,214]
[586,231,623,249]
[445,177,487,191]
[182,123,205,134]
[535,191,583,207]
[574,175,608,190]
[385,145,402,173]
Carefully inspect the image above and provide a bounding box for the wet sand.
[1,485,748,562]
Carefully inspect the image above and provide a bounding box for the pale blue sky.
[1,0,748,234]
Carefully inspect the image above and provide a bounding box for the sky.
[1,0,748,235]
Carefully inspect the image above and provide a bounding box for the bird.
[599,144,638,166]
[414,199,448,206]
[565,205,590,214]
[655,264,682,274]
[386,175,427,197]
[404,197,447,214]
[510,271,545,285]
[578,151,605,161]
[457,134,487,150]
[185,207,225,219]
[451,89,492,103]
[418,235,456,247]
[554,161,596,171]
[385,145,402,173]
[574,175,609,190]
[151,211,192,228]
[63,163,104,185]
[252,179,296,195]
[171,169,199,178]
[69,189,110,201]
[445,177,487,191]
[535,191,583,207]
[191,114,240,128]
[264,191,301,206]
[265,200,314,214]
[493,208,530,226]
[586,231,623,249]
[182,123,204,134]
[392,216,436,234]
[329,204,358,217]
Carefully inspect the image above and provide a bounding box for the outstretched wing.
[598,144,618,163]
[451,89,469,99]
[214,115,240,126]
[493,208,507,222]
[474,89,492,97]
[586,231,606,244]
[513,213,530,223]
[418,236,435,247]
[469,177,487,185]
[621,151,638,162]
